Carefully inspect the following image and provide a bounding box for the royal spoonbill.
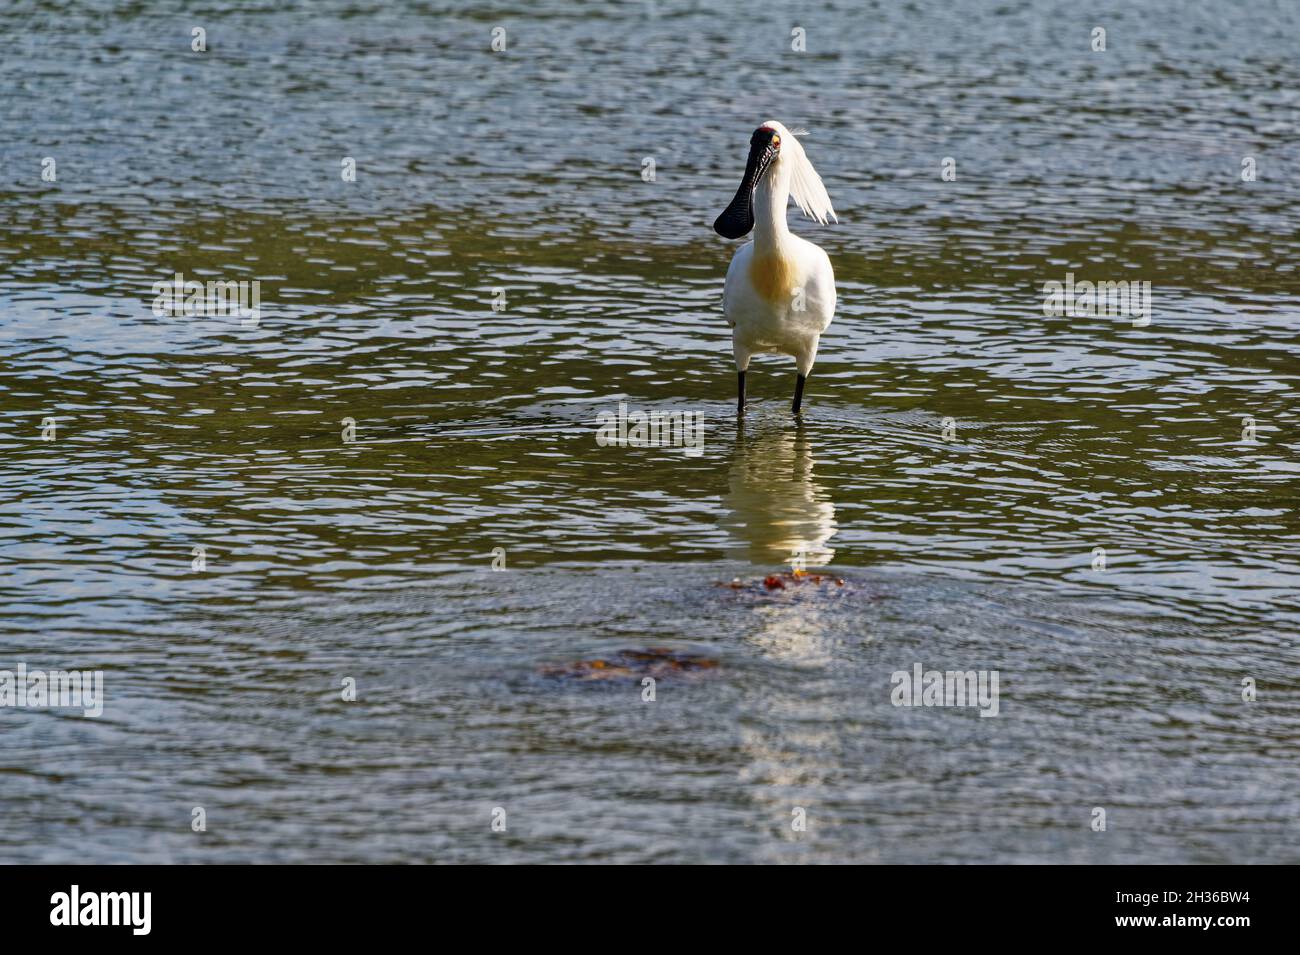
[714,122,836,415]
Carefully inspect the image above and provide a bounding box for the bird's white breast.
[723,237,835,353]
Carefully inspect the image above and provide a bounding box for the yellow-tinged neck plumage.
[749,160,798,304]
[748,246,798,305]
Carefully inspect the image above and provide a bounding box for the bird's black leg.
[737,370,747,416]
[792,373,806,414]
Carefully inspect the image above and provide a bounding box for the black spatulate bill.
[713,128,778,239]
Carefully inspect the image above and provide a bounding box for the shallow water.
[1,0,1298,863]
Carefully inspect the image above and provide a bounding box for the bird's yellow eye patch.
[771,134,781,147]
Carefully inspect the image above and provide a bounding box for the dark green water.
[1,0,1297,862]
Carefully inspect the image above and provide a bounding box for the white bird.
[714,121,837,415]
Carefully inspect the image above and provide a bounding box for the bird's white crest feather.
[765,121,836,226]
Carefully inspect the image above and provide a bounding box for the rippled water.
[1,0,1298,863]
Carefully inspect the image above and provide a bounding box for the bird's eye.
[771,135,781,147]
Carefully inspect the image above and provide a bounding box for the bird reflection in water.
[721,421,837,572]
[721,420,841,669]
[723,422,842,832]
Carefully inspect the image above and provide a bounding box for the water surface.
[1,0,1298,863]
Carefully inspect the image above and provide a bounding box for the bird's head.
[713,121,835,239]
[713,122,786,240]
